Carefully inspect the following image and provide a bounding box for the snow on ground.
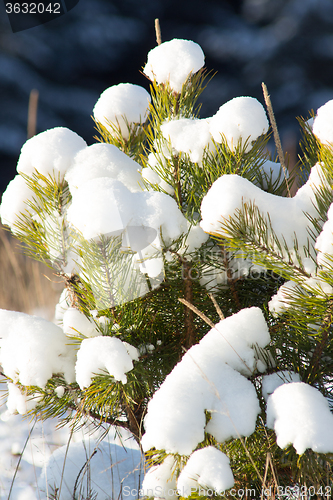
[0,377,143,499]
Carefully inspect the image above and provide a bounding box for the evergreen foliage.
[2,31,333,498]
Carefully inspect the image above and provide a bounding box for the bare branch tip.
[27,88,39,139]
[208,293,225,320]
[261,82,291,197]
[155,18,162,45]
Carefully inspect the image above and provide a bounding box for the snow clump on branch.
[16,127,87,177]
[0,174,37,231]
[315,203,333,267]
[65,143,142,193]
[141,455,178,500]
[143,38,205,92]
[62,308,99,338]
[200,162,328,263]
[158,97,268,166]
[66,177,187,241]
[267,382,333,454]
[93,83,151,140]
[209,96,269,152]
[142,447,235,500]
[312,99,333,146]
[75,336,139,389]
[261,371,301,401]
[0,309,76,388]
[6,382,39,415]
[177,446,234,495]
[268,281,299,316]
[161,118,212,164]
[141,307,269,455]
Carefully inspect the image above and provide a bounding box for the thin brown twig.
[261,453,270,496]
[261,452,279,498]
[182,261,196,348]
[27,89,39,139]
[268,452,280,491]
[209,293,225,320]
[178,297,215,328]
[155,18,162,45]
[262,82,291,198]
[221,244,242,310]
[307,299,333,383]
[179,297,253,375]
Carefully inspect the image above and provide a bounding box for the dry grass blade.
[261,452,280,499]
[0,224,62,317]
[7,418,37,500]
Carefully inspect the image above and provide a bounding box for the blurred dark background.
[1,0,333,193]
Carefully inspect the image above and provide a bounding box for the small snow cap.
[209,96,269,152]
[0,175,35,230]
[93,83,151,140]
[313,99,333,146]
[143,39,205,92]
[17,127,87,177]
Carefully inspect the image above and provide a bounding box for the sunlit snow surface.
[0,380,143,499]
[93,83,151,140]
[142,307,269,455]
[17,127,87,178]
[200,162,327,265]
[0,310,76,388]
[143,39,205,93]
[267,382,333,454]
[177,446,234,495]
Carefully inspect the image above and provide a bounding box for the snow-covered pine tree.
[1,29,333,498]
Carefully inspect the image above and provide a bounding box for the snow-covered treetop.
[143,38,205,92]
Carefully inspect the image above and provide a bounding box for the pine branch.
[13,172,73,272]
[123,396,143,444]
[173,154,183,208]
[182,261,196,348]
[93,116,148,162]
[74,233,147,310]
[306,299,333,384]
[220,243,242,310]
[214,200,312,282]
